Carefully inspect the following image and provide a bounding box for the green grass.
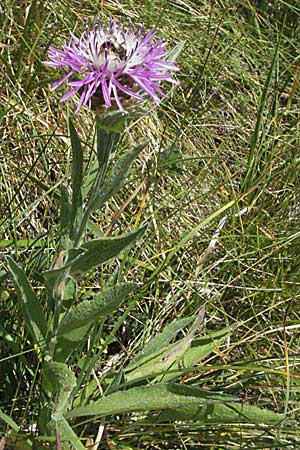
[1,0,300,448]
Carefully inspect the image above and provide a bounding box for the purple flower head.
[45,18,179,112]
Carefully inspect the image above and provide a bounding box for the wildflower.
[45,18,178,112]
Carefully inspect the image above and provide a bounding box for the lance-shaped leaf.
[96,109,128,133]
[56,417,85,450]
[89,141,148,213]
[60,183,71,242]
[43,361,76,417]
[166,40,185,62]
[69,118,83,239]
[157,401,284,424]
[69,224,147,277]
[68,383,236,418]
[125,311,216,383]
[126,316,195,371]
[181,327,230,368]
[95,106,147,133]
[96,120,120,167]
[43,248,86,303]
[56,282,137,336]
[52,324,92,363]
[6,256,47,346]
[83,124,120,209]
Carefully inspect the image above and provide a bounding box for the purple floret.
[45,18,178,112]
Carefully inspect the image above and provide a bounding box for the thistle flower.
[45,18,178,112]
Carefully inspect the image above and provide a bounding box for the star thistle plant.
[4,16,285,450]
[4,17,185,448]
[45,18,179,112]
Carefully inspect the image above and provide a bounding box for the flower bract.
[45,18,179,112]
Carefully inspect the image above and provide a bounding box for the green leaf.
[85,124,120,207]
[157,401,283,424]
[81,155,99,201]
[52,282,137,362]
[126,310,204,382]
[150,199,237,281]
[56,417,85,450]
[43,250,84,312]
[70,224,147,277]
[0,410,33,448]
[96,120,120,166]
[60,183,71,242]
[57,283,137,336]
[106,368,125,395]
[126,316,195,371]
[52,325,91,363]
[96,109,129,133]
[0,238,46,248]
[69,118,83,239]
[125,330,229,384]
[6,256,47,346]
[181,327,230,368]
[43,361,76,417]
[95,106,146,133]
[68,383,235,418]
[166,41,185,62]
[0,409,21,432]
[89,141,148,213]
[43,248,86,286]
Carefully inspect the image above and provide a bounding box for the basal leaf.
[69,225,147,277]
[182,327,230,368]
[0,413,32,450]
[6,256,47,347]
[126,316,195,371]
[157,401,283,425]
[68,383,235,418]
[0,409,21,432]
[125,312,212,383]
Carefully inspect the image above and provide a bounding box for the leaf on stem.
[55,417,85,450]
[126,316,195,371]
[60,183,71,242]
[165,41,185,62]
[69,118,83,239]
[43,361,76,417]
[88,141,148,213]
[69,224,147,277]
[56,282,137,336]
[6,256,47,347]
[95,106,146,133]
